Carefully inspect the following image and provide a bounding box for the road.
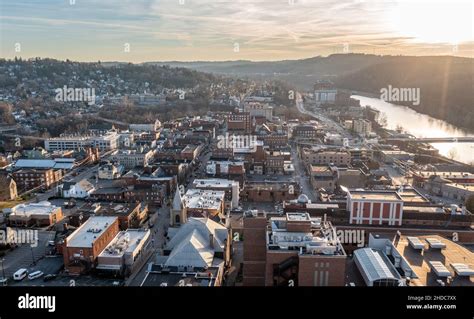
[127,205,170,286]
[291,146,317,202]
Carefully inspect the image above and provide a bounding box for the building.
[241,182,299,202]
[93,202,149,230]
[143,218,230,287]
[8,201,63,227]
[205,160,245,184]
[12,168,61,191]
[192,178,240,210]
[61,179,95,199]
[98,162,124,179]
[310,165,338,193]
[422,175,474,202]
[227,111,251,133]
[292,124,318,140]
[243,212,347,286]
[0,174,17,201]
[183,189,226,222]
[63,216,120,274]
[352,119,372,136]
[97,229,152,275]
[314,81,338,106]
[347,190,404,226]
[110,149,155,169]
[301,148,351,166]
[244,102,273,121]
[129,120,161,132]
[45,132,119,151]
[170,185,186,226]
[380,150,414,164]
[393,234,474,286]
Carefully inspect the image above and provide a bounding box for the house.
[0,174,17,201]
[62,179,96,199]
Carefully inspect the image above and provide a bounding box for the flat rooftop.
[99,229,150,258]
[142,264,220,287]
[397,189,430,204]
[349,190,402,201]
[395,235,474,286]
[184,189,225,210]
[193,178,238,188]
[66,216,118,248]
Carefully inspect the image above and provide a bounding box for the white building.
[192,178,240,209]
[97,229,152,274]
[243,102,273,120]
[45,132,119,151]
[61,179,95,199]
[353,119,372,137]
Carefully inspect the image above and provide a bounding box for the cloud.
[0,0,472,61]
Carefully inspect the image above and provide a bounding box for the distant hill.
[150,54,474,130]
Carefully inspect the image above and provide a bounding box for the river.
[352,95,474,165]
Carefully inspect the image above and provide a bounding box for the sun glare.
[388,1,474,44]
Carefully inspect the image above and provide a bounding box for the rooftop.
[394,235,474,286]
[267,214,345,256]
[66,216,118,248]
[184,189,225,210]
[11,201,60,217]
[348,190,402,201]
[98,229,150,259]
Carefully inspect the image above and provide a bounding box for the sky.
[1,0,473,62]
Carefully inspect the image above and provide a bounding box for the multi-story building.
[243,212,347,286]
[110,149,155,169]
[227,111,251,133]
[8,201,63,227]
[314,81,338,106]
[301,148,351,166]
[310,165,338,193]
[244,102,273,121]
[98,162,124,179]
[45,132,119,151]
[12,168,61,191]
[347,190,404,226]
[192,178,240,210]
[63,216,120,274]
[292,124,319,140]
[352,119,372,136]
[97,229,152,276]
[182,189,226,222]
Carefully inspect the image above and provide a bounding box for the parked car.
[13,268,28,281]
[28,270,44,280]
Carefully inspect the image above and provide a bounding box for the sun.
[387,1,474,45]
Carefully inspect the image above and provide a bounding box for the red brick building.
[347,190,404,226]
[62,216,120,274]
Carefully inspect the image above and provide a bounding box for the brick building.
[63,216,120,274]
[243,212,347,286]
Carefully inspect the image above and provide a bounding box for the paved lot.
[1,230,56,278]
